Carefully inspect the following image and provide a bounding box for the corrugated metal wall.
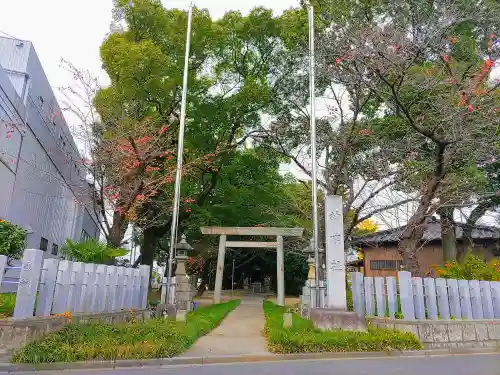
[0,36,100,254]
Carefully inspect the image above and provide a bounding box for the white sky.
[0,0,306,175]
[0,0,300,92]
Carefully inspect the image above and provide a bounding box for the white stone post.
[491,281,500,318]
[69,262,84,313]
[36,258,59,317]
[364,277,375,316]
[324,195,346,310]
[82,263,96,313]
[132,268,141,308]
[351,272,365,318]
[139,265,150,309]
[469,280,484,319]
[435,278,450,319]
[480,281,494,319]
[398,271,415,320]
[94,265,107,312]
[114,267,125,311]
[386,276,397,318]
[124,268,134,309]
[412,277,425,319]
[424,277,438,320]
[374,277,386,317]
[0,255,8,286]
[276,235,285,306]
[13,249,44,318]
[53,260,73,314]
[458,280,473,319]
[447,279,461,319]
[214,234,226,304]
[119,267,128,310]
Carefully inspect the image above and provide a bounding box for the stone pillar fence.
[0,249,150,319]
[349,271,500,321]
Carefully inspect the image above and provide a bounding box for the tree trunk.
[107,212,128,248]
[457,200,491,260]
[438,206,457,261]
[398,180,440,275]
[398,144,448,275]
[141,226,157,268]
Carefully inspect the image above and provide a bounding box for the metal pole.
[166,3,193,306]
[231,257,235,298]
[308,5,321,308]
[131,224,136,265]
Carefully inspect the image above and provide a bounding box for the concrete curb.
[1,347,499,373]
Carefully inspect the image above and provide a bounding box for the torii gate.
[201,227,304,306]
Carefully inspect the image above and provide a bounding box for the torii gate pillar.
[201,227,304,306]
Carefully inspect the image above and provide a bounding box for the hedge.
[13,300,240,363]
[263,301,422,353]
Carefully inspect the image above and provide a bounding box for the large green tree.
[96,0,309,269]
[309,0,500,273]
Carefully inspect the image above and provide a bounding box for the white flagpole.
[165,2,193,307]
[308,4,321,308]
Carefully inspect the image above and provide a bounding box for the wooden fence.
[350,271,500,320]
[0,249,150,319]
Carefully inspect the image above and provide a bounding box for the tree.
[59,61,214,248]
[312,0,500,273]
[253,5,417,248]
[96,1,307,269]
[182,149,313,296]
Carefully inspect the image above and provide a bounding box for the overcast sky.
[0,0,300,93]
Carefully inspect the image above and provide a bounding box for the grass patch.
[263,301,422,354]
[0,294,16,318]
[12,300,240,364]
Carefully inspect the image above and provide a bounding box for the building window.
[370,260,403,271]
[40,237,48,252]
[52,243,59,255]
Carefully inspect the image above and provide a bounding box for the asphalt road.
[4,354,499,375]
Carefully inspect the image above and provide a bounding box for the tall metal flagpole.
[166,2,193,306]
[308,4,321,308]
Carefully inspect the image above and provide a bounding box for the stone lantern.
[174,234,193,320]
[175,234,193,262]
[302,238,316,281]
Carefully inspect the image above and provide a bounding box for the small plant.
[432,252,500,281]
[394,312,404,320]
[62,239,128,265]
[0,219,26,259]
[0,293,17,317]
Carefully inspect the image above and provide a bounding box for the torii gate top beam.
[200,227,304,237]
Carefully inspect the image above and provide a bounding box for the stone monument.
[310,195,366,331]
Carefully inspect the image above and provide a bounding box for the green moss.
[263,301,422,354]
[12,300,240,364]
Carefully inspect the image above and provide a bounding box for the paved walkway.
[182,297,269,356]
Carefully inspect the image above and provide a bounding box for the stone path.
[182,297,269,356]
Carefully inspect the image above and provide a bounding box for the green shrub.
[13,300,240,363]
[263,301,422,353]
[62,239,128,265]
[432,252,500,281]
[0,220,26,259]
